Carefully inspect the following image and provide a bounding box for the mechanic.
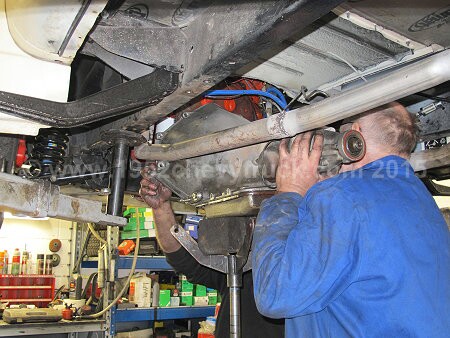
[139,166,285,338]
[252,102,449,337]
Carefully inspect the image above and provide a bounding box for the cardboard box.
[207,289,218,305]
[170,297,180,307]
[208,296,217,305]
[181,296,193,306]
[123,207,148,217]
[194,296,209,306]
[206,288,217,295]
[121,229,156,239]
[126,218,154,225]
[185,215,203,224]
[184,223,198,239]
[159,290,171,307]
[126,217,154,227]
[195,284,207,297]
[181,291,193,306]
[181,280,194,291]
[123,222,154,232]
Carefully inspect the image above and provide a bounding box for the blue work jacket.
[252,155,449,337]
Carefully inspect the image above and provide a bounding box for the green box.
[124,221,154,231]
[121,229,156,239]
[127,217,154,225]
[181,293,193,306]
[181,280,194,291]
[159,290,171,307]
[207,289,217,296]
[208,295,217,305]
[123,207,147,217]
[195,284,207,297]
[207,289,218,305]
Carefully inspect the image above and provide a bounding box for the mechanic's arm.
[252,133,362,318]
[140,166,226,291]
[140,164,180,253]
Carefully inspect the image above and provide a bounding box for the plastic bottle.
[11,248,20,275]
[21,250,28,275]
[3,250,9,274]
[152,281,160,307]
[26,252,33,274]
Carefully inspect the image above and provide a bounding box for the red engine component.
[196,78,265,121]
[15,138,27,167]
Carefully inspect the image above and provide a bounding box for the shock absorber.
[28,129,69,177]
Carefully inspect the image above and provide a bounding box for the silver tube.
[227,255,241,338]
[135,49,450,161]
[230,286,241,338]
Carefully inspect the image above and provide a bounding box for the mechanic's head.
[340,102,419,171]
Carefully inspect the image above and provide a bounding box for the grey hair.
[355,102,419,156]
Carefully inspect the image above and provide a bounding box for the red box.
[118,240,136,255]
[0,275,55,308]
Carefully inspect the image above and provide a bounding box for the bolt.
[182,112,190,119]
[192,192,203,202]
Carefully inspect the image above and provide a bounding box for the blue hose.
[205,89,288,111]
[265,87,287,106]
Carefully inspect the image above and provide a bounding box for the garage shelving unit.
[114,306,215,322]
[81,255,173,270]
[81,252,215,336]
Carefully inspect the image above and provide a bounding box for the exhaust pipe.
[135,50,450,161]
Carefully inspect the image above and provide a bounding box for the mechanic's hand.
[140,163,172,210]
[276,131,324,196]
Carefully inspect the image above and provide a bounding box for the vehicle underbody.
[0,0,449,218]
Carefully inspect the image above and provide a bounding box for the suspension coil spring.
[28,129,69,177]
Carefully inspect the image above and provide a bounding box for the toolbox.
[0,275,55,308]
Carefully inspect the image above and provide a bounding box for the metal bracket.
[171,224,228,273]
[170,224,252,273]
[0,172,126,226]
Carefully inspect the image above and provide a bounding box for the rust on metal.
[71,199,80,215]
